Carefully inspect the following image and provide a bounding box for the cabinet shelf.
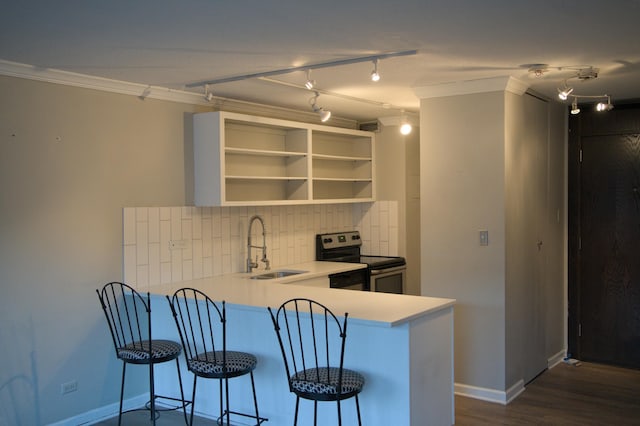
[227,175,307,181]
[312,153,372,161]
[194,111,375,206]
[226,147,307,158]
[312,177,372,182]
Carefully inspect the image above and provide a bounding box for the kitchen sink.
[249,270,307,280]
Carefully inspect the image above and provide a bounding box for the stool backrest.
[166,288,226,370]
[268,298,349,393]
[96,282,151,357]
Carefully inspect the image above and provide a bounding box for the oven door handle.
[370,265,406,275]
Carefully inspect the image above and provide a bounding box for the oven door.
[329,268,368,291]
[370,266,406,294]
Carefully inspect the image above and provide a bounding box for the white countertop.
[149,261,455,327]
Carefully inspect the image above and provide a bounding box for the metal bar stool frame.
[96,281,190,426]
[268,298,364,426]
[166,287,267,426]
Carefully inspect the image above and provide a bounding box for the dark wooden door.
[579,132,640,368]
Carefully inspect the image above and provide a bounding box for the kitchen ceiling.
[2,0,640,123]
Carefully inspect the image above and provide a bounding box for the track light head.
[596,96,614,112]
[571,99,580,115]
[318,109,331,122]
[400,122,412,135]
[558,84,574,100]
[310,91,331,122]
[304,70,315,90]
[371,59,380,82]
[204,84,214,102]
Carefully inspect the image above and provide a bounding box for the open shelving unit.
[194,111,375,206]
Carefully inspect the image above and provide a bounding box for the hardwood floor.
[455,361,640,425]
[94,362,640,425]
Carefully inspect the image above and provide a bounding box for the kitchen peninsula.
[148,261,455,426]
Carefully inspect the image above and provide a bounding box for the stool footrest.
[217,409,268,425]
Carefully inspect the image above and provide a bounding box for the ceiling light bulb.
[371,59,380,82]
[400,122,412,135]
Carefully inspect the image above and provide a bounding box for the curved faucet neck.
[247,215,269,273]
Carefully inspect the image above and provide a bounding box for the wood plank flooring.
[94,362,640,425]
[455,361,640,425]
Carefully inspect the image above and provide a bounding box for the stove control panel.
[316,231,362,250]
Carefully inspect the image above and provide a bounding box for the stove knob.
[323,238,333,244]
[352,235,360,240]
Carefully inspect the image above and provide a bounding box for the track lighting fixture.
[566,94,613,115]
[557,83,573,100]
[570,99,580,115]
[187,50,416,88]
[310,91,331,122]
[596,96,614,112]
[555,67,613,115]
[304,70,315,90]
[138,85,151,100]
[204,84,214,102]
[528,65,549,78]
[371,59,380,82]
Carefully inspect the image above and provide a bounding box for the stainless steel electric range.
[316,231,406,294]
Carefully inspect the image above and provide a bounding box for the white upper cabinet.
[194,111,375,206]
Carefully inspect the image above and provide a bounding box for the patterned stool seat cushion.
[188,350,257,378]
[290,367,365,398]
[117,339,182,363]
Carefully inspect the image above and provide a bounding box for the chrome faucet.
[246,215,270,273]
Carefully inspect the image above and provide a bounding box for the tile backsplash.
[123,201,398,289]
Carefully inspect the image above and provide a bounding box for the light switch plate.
[479,230,489,246]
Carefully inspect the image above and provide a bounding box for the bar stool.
[268,298,365,425]
[166,287,267,426]
[96,282,189,425]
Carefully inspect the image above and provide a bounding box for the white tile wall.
[123,202,398,289]
[353,201,399,256]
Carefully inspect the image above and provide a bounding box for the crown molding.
[0,59,358,128]
[0,59,208,105]
[378,115,419,127]
[413,76,529,99]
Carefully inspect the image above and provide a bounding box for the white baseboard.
[547,349,566,369]
[47,395,216,426]
[48,394,148,426]
[455,379,525,405]
[455,351,567,407]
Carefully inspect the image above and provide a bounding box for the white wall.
[418,81,566,401]
[420,90,507,392]
[374,123,421,295]
[0,75,205,424]
[0,74,401,424]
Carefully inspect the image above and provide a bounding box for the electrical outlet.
[61,380,78,395]
[169,239,189,250]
